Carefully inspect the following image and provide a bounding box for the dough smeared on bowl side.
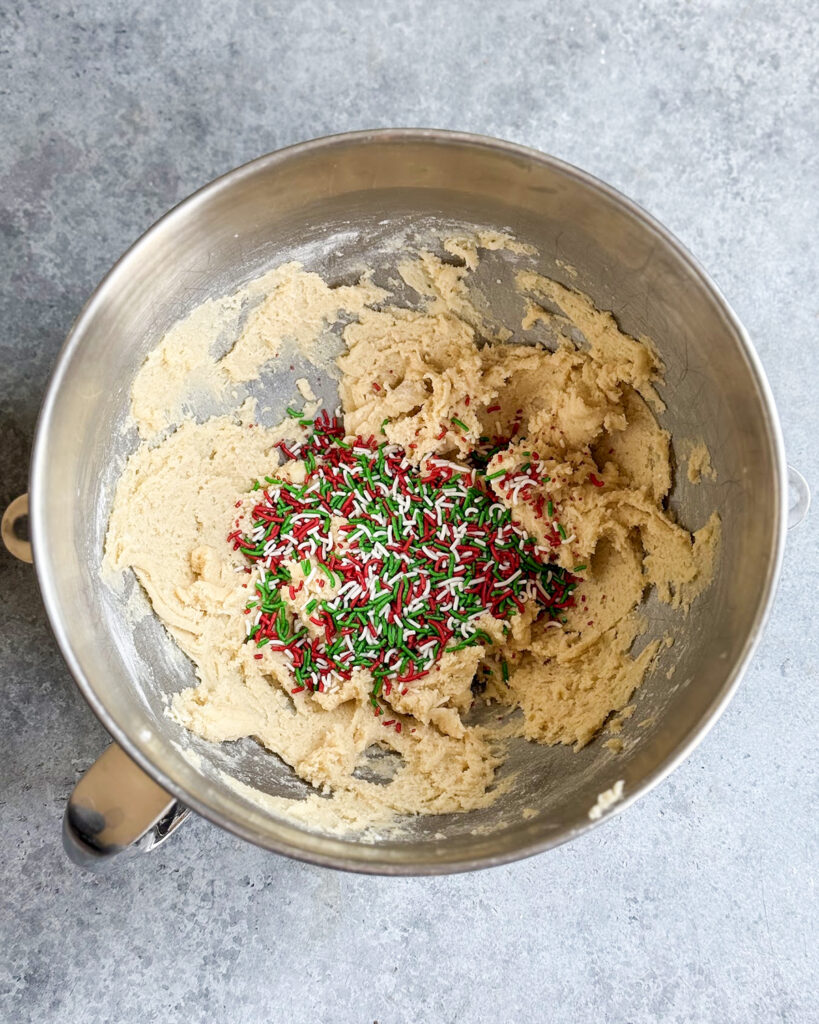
[104,233,719,834]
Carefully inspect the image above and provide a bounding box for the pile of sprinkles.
[229,411,582,715]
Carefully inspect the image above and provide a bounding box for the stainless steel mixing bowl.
[22,129,790,872]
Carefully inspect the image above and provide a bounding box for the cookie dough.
[104,235,719,831]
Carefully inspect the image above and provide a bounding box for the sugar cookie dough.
[104,233,719,831]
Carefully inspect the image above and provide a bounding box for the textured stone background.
[1,2,816,1022]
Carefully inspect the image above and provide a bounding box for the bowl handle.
[788,467,810,529]
[63,742,190,870]
[3,492,189,867]
[2,493,32,562]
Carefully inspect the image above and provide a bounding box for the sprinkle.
[230,414,582,709]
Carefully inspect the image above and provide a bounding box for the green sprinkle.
[486,469,506,481]
[451,417,468,432]
[501,658,509,683]
[573,564,587,572]
[318,562,335,585]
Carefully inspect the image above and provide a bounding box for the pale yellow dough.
[104,236,719,832]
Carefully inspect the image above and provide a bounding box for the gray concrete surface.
[1,2,816,1022]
